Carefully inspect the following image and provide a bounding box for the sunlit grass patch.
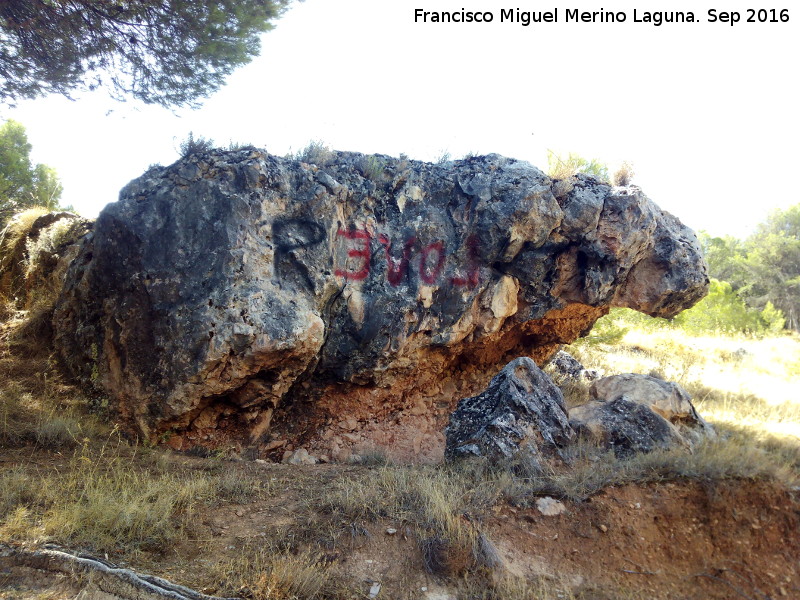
[562,326,800,489]
[319,463,505,576]
[213,542,344,600]
[0,444,215,552]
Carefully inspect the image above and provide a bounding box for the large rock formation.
[53,149,708,460]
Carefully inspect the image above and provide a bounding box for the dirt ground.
[2,456,798,600]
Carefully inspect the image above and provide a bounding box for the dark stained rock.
[547,350,599,382]
[588,373,715,443]
[444,357,574,465]
[569,397,687,457]
[51,149,709,458]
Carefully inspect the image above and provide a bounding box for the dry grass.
[612,161,635,186]
[0,436,215,553]
[213,543,344,600]
[0,207,49,257]
[568,327,800,435]
[456,573,644,600]
[556,328,800,492]
[295,140,334,166]
[0,380,97,450]
[319,464,505,576]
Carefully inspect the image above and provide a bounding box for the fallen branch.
[621,569,656,575]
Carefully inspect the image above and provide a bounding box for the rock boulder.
[569,397,688,457]
[581,373,715,446]
[52,149,708,459]
[444,357,574,465]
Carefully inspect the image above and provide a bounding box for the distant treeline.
[699,204,800,332]
[579,204,800,341]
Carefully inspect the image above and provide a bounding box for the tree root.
[0,543,240,600]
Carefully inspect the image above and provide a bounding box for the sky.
[2,0,798,238]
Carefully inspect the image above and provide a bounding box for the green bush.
[579,280,787,341]
[179,132,214,157]
[294,140,333,166]
[673,279,781,334]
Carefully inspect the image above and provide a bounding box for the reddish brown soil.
[490,479,800,599]
[173,467,800,599]
[2,456,799,600]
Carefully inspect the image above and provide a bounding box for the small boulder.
[536,496,567,516]
[589,373,714,441]
[569,397,686,457]
[282,448,318,465]
[548,350,600,381]
[444,357,574,465]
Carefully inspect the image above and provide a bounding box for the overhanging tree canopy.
[0,0,290,108]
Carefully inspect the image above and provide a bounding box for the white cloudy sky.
[3,0,798,238]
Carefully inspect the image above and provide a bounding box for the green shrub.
[579,280,786,341]
[179,132,214,157]
[295,140,333,166]
[359,155,385,181]
[673,279,778,334]
[547,150,609,182]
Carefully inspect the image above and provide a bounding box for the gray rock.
[444,357,574,464]
[282,448,318,465]
[51,149,708,451]
[569,398,687,457]
[548,350,600,381]
[535,496,567,516]
[589,373,715,442]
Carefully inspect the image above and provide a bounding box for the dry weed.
[213,542,342,599]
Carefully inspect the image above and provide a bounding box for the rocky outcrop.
[52,149,708,459]
[444,357,573,466]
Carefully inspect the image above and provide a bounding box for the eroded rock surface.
[52,149,708,459]
[444,357,573,465]
[590,374,709,426]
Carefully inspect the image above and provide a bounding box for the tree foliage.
[0,0,290,108]
[700,204,800,331]
[0,119,63,225]
[672,279,783,334]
